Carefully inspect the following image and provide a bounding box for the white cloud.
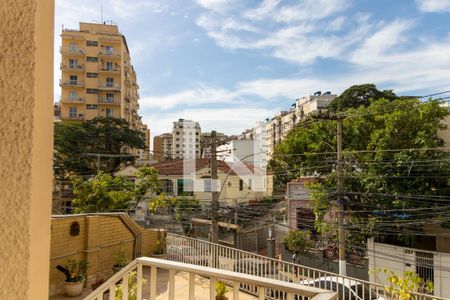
[243,0,280,21]
[416,0,450,13]
[196,0,236,14]
[325,16,347,32]
[272,0,349,23]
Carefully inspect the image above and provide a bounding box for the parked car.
[300,276,384,300]
[167,245,209,266]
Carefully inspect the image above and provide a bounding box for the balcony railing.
[63,114,84,120]
[60,97,84,103]
[99,65,121,73]
[166,233,445,300]
[59,80,84,87]
[98,49,121,59]
[85,257,336,300]
[60,47,86,56]
[98,83,120,90]
[98,98,120,105]
[60,63,84,71]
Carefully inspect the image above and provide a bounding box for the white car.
[300,276,385,300]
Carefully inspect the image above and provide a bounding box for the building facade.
[172,119,201,159]
[153,133,173,162]
[59,22,141,129]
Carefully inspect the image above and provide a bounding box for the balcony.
[99,65,121,73]
[86,257,336,300]
[60,63,84,72]
[98,83,121,91]
[98,49,121,59]
[60,47,86,56]
[60,97,84,103]
[59,80,84,87]
[98,98,120,105]
[62,114,84,120]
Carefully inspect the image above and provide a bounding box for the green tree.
[283,230,313,254]
[272,96,450,249]
[71,167,159,213]
[54,117,146,175]
[328,84,397,112]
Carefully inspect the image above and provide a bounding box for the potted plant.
[152,231,167,259]
[215,280,229,300]
[113,248,129,274]
[56,259,89,297]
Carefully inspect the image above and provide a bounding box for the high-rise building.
[172,119,201,159]
[59,22,142,129]
[153,133,173,162]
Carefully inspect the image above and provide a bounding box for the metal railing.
[60,47,85,55]
[60,63,84,70]
[85,257,336,300]
[60,97,84,102]
[167,233,446,300]
[98,98,120,105]
[59,80,84,87]
[98,83,120,90]
[98,50,121,58]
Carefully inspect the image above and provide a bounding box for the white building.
[172,119,201,159]
[237,121,268,169]
[217,140,255,163]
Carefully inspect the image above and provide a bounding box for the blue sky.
[55,0,450,137]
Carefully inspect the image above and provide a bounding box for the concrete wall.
[0,0,54,299]
[368,240,450,298]
[49,214,160,296]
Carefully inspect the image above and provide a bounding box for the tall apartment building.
[153,133,173,162]
[172,119,201,159]
[238,121,268,169]
[265,91,336,160]
[59,22,141,128]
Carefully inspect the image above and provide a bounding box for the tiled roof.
[149,158,266,176]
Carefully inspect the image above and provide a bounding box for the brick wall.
[49,213,160,296]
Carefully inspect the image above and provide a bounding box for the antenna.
[101,5,103,23]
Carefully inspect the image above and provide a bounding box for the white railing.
[85,257,337,300]
[167,233,446,300]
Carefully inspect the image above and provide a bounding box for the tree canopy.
[71,167,159,213]
[327,84,398,112]
[271,96,450,250]
[54,117,146,176]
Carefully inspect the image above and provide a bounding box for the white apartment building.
[237,121,268,169]
[217,140,255,163]
[172,119,201,159]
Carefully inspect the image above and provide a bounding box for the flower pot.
[64,280,85,297]
[216,295,228,300]
[151,253,167,259]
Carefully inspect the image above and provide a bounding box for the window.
[69,75,77,85]
[105,45,113,54]
[106,108,113,117]
[69,43,77,52]
[86,88,99,94]
[106,62,113,70]
[69,91,77,100]
[86,105,97,110]
[239,179,243,191]
[86,40,98,47]
[106,93,114,102]
[177,179,193,196]
[86,73,98,78]
[86,57,98,62]
[248,179,252,190]
[159,180,173,194]
[69,107,77,118]
[69,59,77,68]
[106,77,113,87]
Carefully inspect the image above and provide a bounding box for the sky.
[54,0,450,138]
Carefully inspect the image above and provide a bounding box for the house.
[149,158,273,205]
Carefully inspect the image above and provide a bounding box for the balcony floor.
[50,268,257,300]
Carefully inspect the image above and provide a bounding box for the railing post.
[233,281,240,300]
[168,269,175,300]
[210,277,217,300]
[150,266,157,300]
[189,273,195,300]
[122,272,129,300]
[136,263,143,300]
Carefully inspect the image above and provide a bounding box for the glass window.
[86,40,98,47]
[106,62,113,70]
[69,75,77,84]
[86,105,97,110]
[69,91,77,100]
[239,179,243,191]
[69,43,77,52]
[69,107,77,117]
[86,88,99,94]
[106,108,113,117]
[69,59,77,68]
[87,73,98,78]
[86,57,98,62]
[106,78,113,87]
[106,93,114,102]
[105,45,113,54]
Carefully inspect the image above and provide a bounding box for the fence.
[167,233,447,300]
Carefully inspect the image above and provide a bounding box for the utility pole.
[313,113,346,276]
[336,116,346,276]
[210,130,219,244]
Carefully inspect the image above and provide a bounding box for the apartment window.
[106,108,113,117]
[239,179,244,191]
[69,107,77,118]
[86,105,97,110]
[106,62,113,71]
[86,57,98,62]
[69,59,78,68]
[69,75,77,85]
[86,88,99,94]
[69,91,77,100]
[106,93,114,102]
[105,45,113,54]
[106,78,114,87]
[86,40,98,47]
[87,73,98,78]
[69,43,77,52]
